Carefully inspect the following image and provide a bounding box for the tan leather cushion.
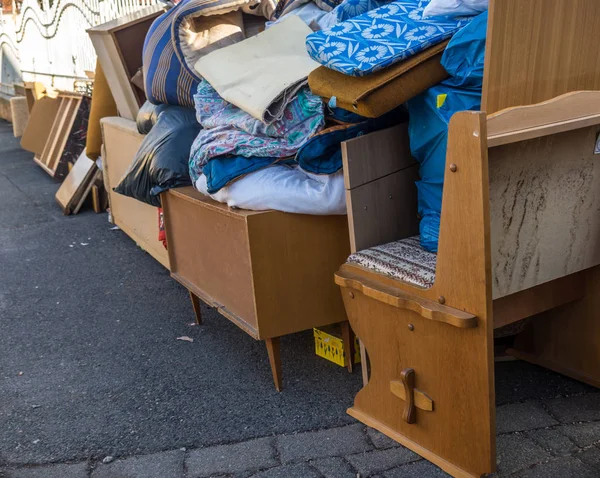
[86,60,118,160]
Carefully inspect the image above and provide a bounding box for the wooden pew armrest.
[335,268,477,329]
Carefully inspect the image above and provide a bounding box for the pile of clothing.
[116,0,489,232]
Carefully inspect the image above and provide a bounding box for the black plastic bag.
[114,105,201,207]
[136,101,168,134]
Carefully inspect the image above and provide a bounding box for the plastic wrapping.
[114,106,201,207]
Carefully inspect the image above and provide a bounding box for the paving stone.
[524,427,580,456]
[186,438,277,477]
[92,450,183,478]
[515,457,598,478]
[496,402,558,434]
[248,463,321,478]
[277,424,372,463]
[366,429,399,450]
[495,434,551,475]
[544,394,600,423]
[577,446,600,470]
[309,457,357,478]
[1,462,88,478]
[382,460,450,477]
[560,422,600,447]
[346,447,419,475]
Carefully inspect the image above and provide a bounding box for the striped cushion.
[347,236,436,288]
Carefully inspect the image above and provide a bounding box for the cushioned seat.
[346,235,529,337]
[347,236,436,288]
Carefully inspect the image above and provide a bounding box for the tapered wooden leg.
[341,321,354,373]
[360,340,369,386]
[265,337,282,392]
[189,290,202,325]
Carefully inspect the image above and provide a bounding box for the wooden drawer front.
[164,190,258,333]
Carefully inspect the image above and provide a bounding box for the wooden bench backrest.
[483,0,600,115]
[487,91,600,298]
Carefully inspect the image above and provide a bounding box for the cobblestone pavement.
[1,120,599,478]
[2,398,600,478]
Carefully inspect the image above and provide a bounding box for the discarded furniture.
[33,93,91,179]
[20,95,60,157]
[101,117,170,269]
[55,152,100,215]
[88,6,162,120]
[336,91,600,477]
[9,96,29,137]
[162,187,352,391]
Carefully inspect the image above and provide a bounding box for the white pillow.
[422,0,488,18]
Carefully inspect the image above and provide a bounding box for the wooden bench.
[162,187,353,391]
[335,91,600,477]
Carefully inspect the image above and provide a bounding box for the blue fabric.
[407,11,487,252]
[332,0,392,22]
[143,6,198,107]
[305,0,472,77]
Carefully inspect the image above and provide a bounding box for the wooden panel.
[340,112,496,477]
[163,188,258,332]
[39,96,82,176]
[88,6,161,120]
[489,125,600,298]
[510,265,600,388]
[248,211,350,339]
[341,123,415,189]
[346,165,419,253]
[492,273,585,329]
[20,96,60,155]
[55,153,97,213]
[101,117,170,269]
[487,91,600,147]
[483,0,600,114]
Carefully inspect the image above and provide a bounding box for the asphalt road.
[0,120,595,469]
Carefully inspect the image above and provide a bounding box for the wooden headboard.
[482,0,600,114]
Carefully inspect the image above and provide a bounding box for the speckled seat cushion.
[347,235,436,288]
[346,235,530,337]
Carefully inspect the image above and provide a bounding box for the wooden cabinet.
[162,187,351,390]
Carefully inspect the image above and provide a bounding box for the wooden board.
[20,96,60,156]
[341,123,415,190]
[55,152,97,214]
[511,265,600,388]
[34,94,83,177]
[100,117,170,269]
[346,166,419,253]
[483,0,600,114]
[88,6,162,120]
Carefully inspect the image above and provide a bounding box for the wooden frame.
[33,93,87,178]
[336,91,600,477]
[162,187,353,391]
[88,6,162,120]
[20,95,60,157]
[100,117,170,269]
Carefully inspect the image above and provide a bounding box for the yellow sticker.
[436,94,447,108]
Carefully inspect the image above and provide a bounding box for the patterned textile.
[189,80,325,184]
[143,0,254,107]
[347,236,436,288]
[305,0,472,76]
[143,6,199,107]
[333,0,391,22]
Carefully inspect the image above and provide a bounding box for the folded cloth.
[308,40,448,117]
[305,0,471,77]
[189,80,325,184]
[195,16,321,123]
